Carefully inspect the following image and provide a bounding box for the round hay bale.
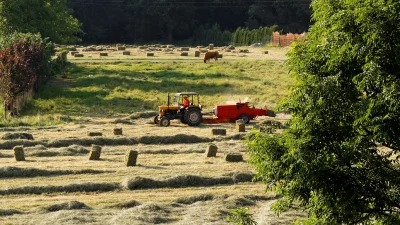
[99,52,108,56]
[13,146,25,161]
[208,44,214,50]
[205,144,218,157]
[74,53,84,57]
[236,119,245,132]
[87,131,102,137]
[262,50,269,54]
[212,128,226,136]
[113,128,123,135]
[225,152,243,162]
[122,51,130,55]
[218,54,223,58]
[89,145,102,160]
[125,150,138,166]
[194,51,200,57]
[180,47,190,51]
[147,52,154,57]
[180,52,188,56]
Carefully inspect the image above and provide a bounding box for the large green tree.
[247,0,400,224]
[0,0,82,44]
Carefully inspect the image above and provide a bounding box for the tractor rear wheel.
[159,117,170,127]
[184,108,202,126]
[239,114,250,124]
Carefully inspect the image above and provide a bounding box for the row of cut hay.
[140,148,205,155]
[0,134,213,149]
[0,166,109,178]
[0,182,120,196]
[25,144,90,157]
[128,111,158,119]
[122,172,254,190]
[38,201,91,213]
[0,172,254,196]
[1,132,34,140]
[0,208,23,216]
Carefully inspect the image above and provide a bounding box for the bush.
[227,207,257,225]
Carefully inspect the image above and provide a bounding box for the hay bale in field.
[228,45,235,50]
[225,152,243,162]
[208,43,214,50]
[89,145,102,160]
[117,46,126,51]
[205,144,218,157]
[13,146,25,161]
[99,52,108,56]
[212,128,226,136]
[87,131,102,137]
[139,46,147,49]
[218,54,223,58]
[1,132,34,140]
[180,52,188,56]
[125,150,138,166]
[74,53,84,57]
[70,51,79,56]
[262,50,269,54]
[180,47,189,51]
[147,52,154,56]
[236,119,245,132]
[239,49,249,53]
[122,51,130,55]
[194,51,200,57]
[113,128,123,135]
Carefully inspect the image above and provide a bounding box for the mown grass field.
[0,46,303,224]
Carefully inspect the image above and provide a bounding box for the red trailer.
[202,101,275,124]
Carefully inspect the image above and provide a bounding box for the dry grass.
[0,166,109,178]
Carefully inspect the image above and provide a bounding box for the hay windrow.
[0,135,210,149]
[138,134,213,144]
[129,111,158,119]
[0,167,109,178]
[38,201,91,213]
[27,145,90,157]
[1,132,34,140]
[107,200,141,209]
[122,173,254,190]
[0,208,23,216]
[175,194,214,204]
[0,182,120,195]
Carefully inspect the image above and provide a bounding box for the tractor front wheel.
[184,108,202,126]
[159,117,170,127]
[154,116,159,124]
[239,114,251,124]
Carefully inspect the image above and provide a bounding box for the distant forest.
[66,0,312,44]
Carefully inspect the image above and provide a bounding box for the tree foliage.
[0,0,82,44]
[0,33,53,104]
[247,0,400,224]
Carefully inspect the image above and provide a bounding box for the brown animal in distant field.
[203,51,219,63]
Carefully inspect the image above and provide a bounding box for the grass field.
[0,46,303,224]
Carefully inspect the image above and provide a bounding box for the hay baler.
[203,101,275,124]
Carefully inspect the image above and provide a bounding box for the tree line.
[66,0,311,44]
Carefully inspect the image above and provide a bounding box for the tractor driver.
[183,96,190,108]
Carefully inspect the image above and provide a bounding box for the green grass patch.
[1,60,293,125]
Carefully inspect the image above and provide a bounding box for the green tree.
[0,0,82,44]
[247,0,400,224]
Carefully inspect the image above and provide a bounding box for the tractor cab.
[155,92,203,127]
